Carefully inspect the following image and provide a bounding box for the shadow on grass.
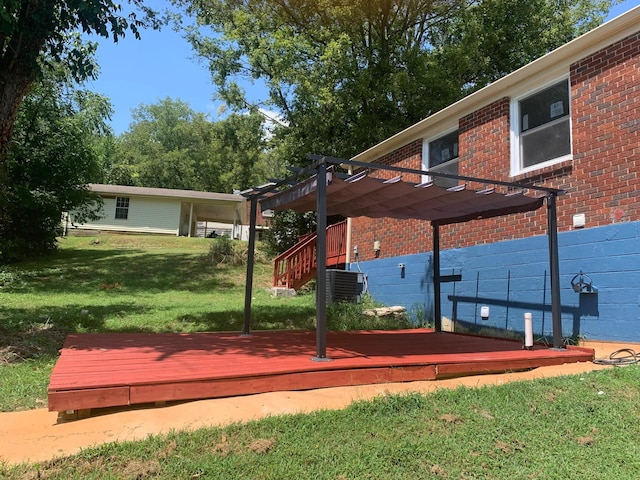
[1,249,264,295]
[0,303,151,363]
[176,303,318,332]
[0,302,318,363]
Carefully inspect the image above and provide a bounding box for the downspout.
[188,203,194,237]
[346,218,352,265]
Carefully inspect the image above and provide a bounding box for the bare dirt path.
[0,341,636,466]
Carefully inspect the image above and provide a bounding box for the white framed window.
[114,197,130,220]
[422,129,459,188]
[511,78,572,175]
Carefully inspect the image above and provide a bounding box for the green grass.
[3,366,640,478]
[0,235,410,411]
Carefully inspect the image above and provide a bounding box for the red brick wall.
[570,32,640,227]
[351,32,640,261]
[351,140,428,260]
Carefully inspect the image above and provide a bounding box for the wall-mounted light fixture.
[374,240,381,258]
[571,271,598,294]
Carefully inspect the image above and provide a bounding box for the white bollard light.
[524,312,533,350]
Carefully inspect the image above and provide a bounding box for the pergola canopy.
[259,170,544,225]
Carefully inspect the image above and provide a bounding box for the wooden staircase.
[273,220,347,290]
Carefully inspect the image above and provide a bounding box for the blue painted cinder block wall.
[349,221,640,342]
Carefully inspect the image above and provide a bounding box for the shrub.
[207,236,270,266]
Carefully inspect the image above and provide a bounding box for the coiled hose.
[592,348,640,365]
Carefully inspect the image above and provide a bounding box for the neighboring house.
[345,7,640,342]
[67,184,248,238]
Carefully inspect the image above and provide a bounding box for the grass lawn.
[2,366,640,478]
[0,235,408,411]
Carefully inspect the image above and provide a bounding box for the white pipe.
[524,312,534,350]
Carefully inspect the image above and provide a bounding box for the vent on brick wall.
[326,269,365,306]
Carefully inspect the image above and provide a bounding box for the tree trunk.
[0,64,36,250]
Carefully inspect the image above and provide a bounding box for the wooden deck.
[48,329,594,414]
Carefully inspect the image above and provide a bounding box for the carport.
[242,155,566,359]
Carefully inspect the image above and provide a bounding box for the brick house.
[346,7,640,342]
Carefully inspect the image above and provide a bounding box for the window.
[423,130,459,188]
[512,79,571,174]
[114,197,130,220]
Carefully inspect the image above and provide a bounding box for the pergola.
[242,155,566,360]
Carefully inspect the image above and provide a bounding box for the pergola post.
[313,163,329,360]
[547,193,564,349]
[242,196,258,336]
[432,221,442,332]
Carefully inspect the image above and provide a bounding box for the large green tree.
[113,98,269,193]
[177,0,614,161]
[1,63,112,262]
[176,0,615,253]
[0,1,158,161]
[0,1,158,261]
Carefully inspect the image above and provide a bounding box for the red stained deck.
[48,329,594,413]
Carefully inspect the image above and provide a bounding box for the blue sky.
[88,1,640,135]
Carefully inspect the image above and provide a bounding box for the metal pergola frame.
[241,155,566,360]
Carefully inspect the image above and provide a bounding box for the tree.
[0,1,156,158]
[177,0,614,161]
[0,0,158,259]
[115,98,207,190]
[1,63,112,262]
[207,111,269,192]
[113,98,269,193]
[177,0,613,253]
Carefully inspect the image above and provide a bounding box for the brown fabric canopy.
[259,171,544,225]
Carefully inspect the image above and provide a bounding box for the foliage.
[4,366,640,477]
[176,0,614,253]
[0,1,157,146]
[0,0,160,263]
[264,210,317,254]
[207,234,236,264]
[177,0,614,163]
[429,0,615,96]
[111,98,268,192]
[0,64,110,263]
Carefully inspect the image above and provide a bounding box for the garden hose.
[592,348,640,366]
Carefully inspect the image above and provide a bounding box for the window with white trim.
[512,79,571,174]
[423,130,459,188]
[114,197,130,220]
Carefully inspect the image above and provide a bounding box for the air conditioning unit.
[326,269,365,305]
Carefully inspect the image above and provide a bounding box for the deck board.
[48,329,594,412]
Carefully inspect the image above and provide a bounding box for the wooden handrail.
[273,220,347,290]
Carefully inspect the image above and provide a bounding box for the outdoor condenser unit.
[326,269,365,305]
